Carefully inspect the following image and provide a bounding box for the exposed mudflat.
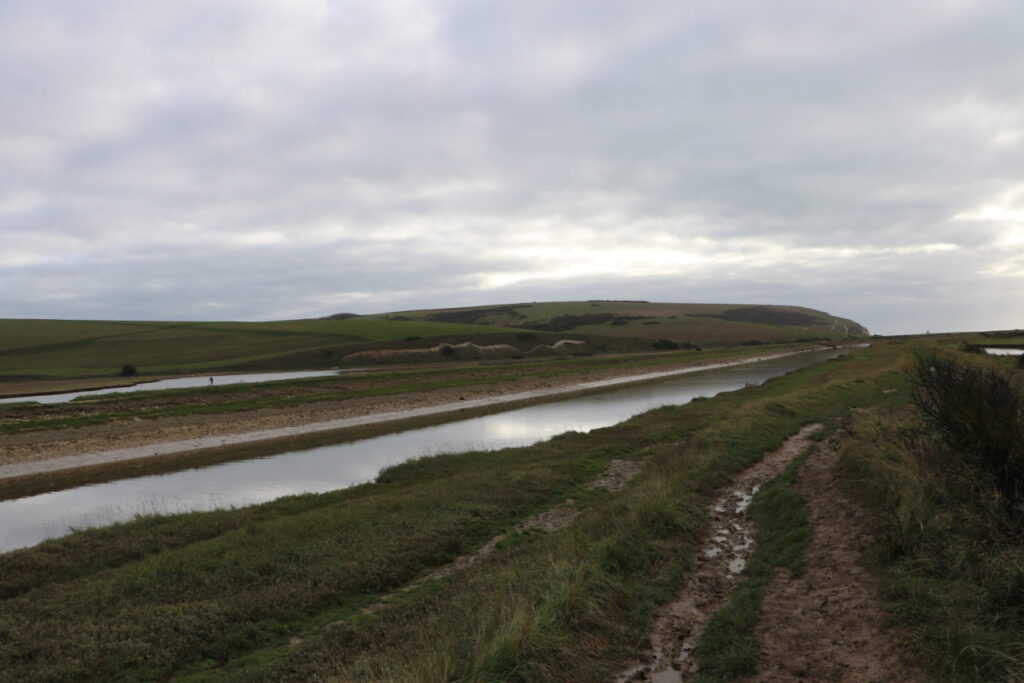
[616,423,823,682]
[742,432,926,682]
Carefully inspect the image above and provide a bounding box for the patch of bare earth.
[616,424,823,682]
[742,431,926,682]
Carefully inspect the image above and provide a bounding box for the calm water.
[0,348,845,553]
[0,370,348,405]
[985,347,1024,356]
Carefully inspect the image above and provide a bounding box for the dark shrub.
[651,339,680,350]
[959,341,986,354]
[120,364,137,377]
[909,350,1024,516]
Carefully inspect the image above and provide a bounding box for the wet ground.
[615,423,824,682]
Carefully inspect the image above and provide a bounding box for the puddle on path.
[615,423,823,683]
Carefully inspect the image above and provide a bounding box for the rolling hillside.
[0,318,525,378]
[0,302,868,379]
[371,301,869,344]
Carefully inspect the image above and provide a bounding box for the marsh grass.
[835,347,1024,681]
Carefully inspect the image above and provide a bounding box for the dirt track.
[616,424,823,682]
[744,432,926,682]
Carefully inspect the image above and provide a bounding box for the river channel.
[0,369,350,405]
[0,348,846,553]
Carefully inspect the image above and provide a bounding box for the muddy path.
[616,423,823,682]
[742,432,926,682]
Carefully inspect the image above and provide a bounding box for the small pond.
[984,347,1024,356]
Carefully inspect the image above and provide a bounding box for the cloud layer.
[3,0,1023,334]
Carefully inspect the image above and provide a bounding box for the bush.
[909,349,1024,517]
[959,341,986,354]
[120,364,137,377]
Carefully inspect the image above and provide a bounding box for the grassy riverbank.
[0,343,903,681]
[835,345,1024,681]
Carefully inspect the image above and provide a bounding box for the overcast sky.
[2,1,1022,334]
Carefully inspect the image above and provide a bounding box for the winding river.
[0,347,848,553]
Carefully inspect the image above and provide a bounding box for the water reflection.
[0,370,348,405]
[984,347,1024,356]
[0,349,844,553]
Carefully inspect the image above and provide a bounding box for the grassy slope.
[377,300,870,343]
[0,318,524,378]
[0,301,868,379]
[0,344,902,682]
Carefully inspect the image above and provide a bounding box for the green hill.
[0,302,867,379]
[0,318,525,378]
[371,301,868,344]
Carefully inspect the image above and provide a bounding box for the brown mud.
[616,424,823,682]
[742,431,926,682]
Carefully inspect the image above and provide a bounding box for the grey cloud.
[2,1,1023,333]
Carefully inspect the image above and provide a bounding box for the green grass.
[834,346,1024,682]
[0,343,901,681]
[0,302,869,380]
[0,318,525,377]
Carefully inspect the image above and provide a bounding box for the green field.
[0,301,870,380]
[0,318,524,378]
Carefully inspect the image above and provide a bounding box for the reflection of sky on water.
[984,347,1024,356]
[0,349,842,553]
[0,370,346,405]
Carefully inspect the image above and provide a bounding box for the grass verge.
[835,345,1024,681]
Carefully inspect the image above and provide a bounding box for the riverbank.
[0,346,828,473]
[0,343,901,682]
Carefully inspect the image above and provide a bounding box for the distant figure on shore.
[209,377,214,385]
